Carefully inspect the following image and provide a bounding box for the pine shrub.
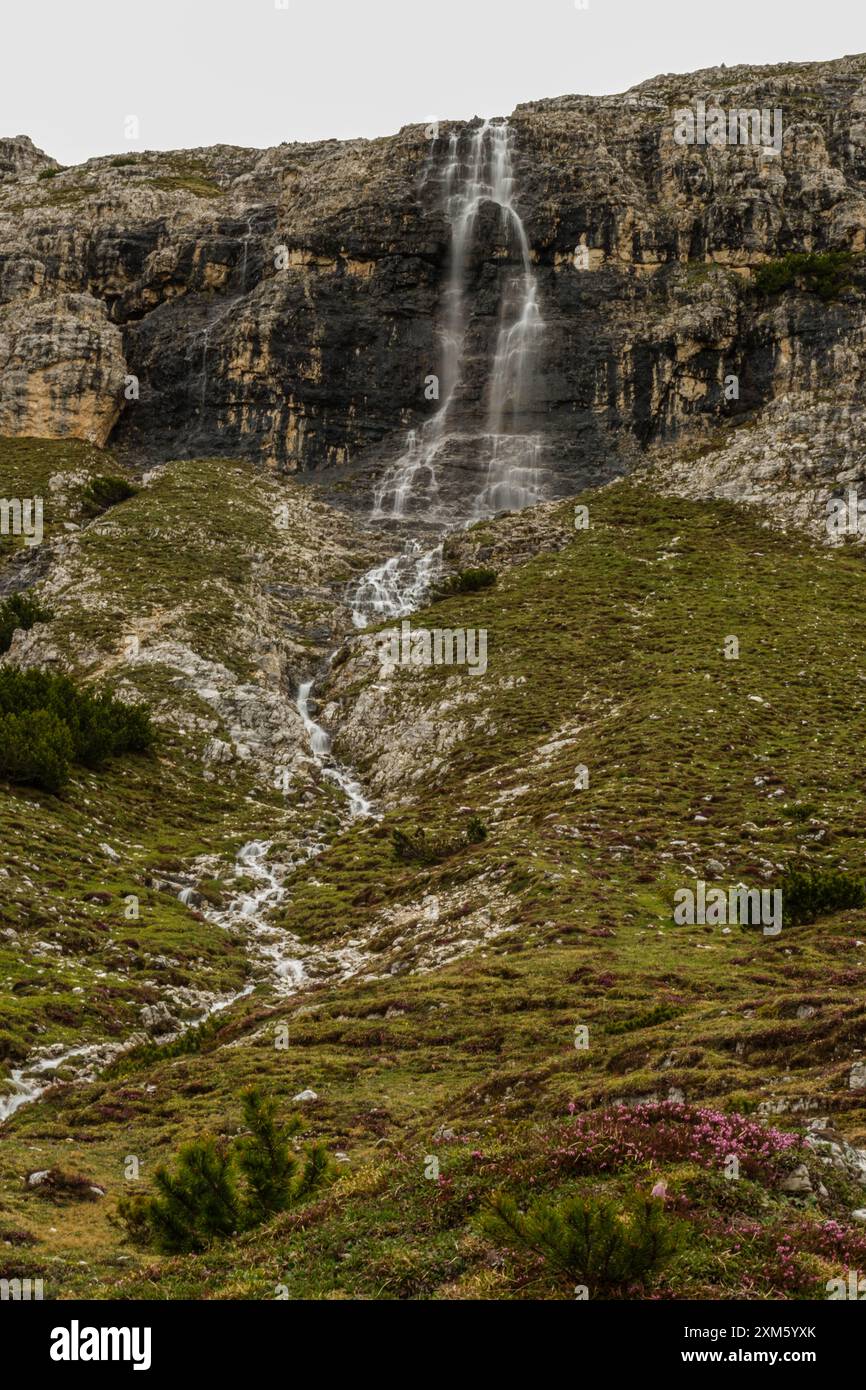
[753,251,855,301]
[145,1139,240,1254]
[0,668,153,792]
[781,866,866,925]
[237,1087,330,1226]
[392,816,488,864]
[431,567,497,600]
[116,1088,331,1254]
[0,709,73,794]
[81,474,138,518]
[482,1191,685,1296]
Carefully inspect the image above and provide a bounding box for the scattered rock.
[139,1002,174,1034]
[433,1125,458,1142]
[779,1164,812,1194]
[850,1061,866,1090]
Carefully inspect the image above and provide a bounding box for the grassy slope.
[0,439,369,1068]
[2,473,866,1299]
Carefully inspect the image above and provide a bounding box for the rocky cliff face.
[2,54,866,517]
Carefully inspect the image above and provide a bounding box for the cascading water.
[194,209,261,429]
[1,124,552,1127]
[299,122,546,819]
[372,119,546,525]
[350,539,443,629]
[296,679,375,819]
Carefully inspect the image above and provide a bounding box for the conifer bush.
[780,866,866,925]
[482,1190,685,1296]
[0,709,73,794]
[236,1089,330,1226]
[144,1139,240,1254]
[0,669,153,792]
[753,251,855,301]
[392,816,488,864]
[116,1088,331,1254]
[81,474,138,517]
[431,567,497,600]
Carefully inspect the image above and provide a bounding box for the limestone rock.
[849,1060,866,1090]
[0,293,126,444]
[0,135,58,177]
[779,1164,812,1194]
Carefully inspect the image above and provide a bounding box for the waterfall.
[350,539,443,629]
[372,119,545,524]
[297,121,547,812]
[296,679,375,819]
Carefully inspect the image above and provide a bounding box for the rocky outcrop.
[1,55,866,518]
[0,293,126,444]
[0,136,58,177]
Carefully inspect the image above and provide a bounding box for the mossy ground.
[2,458,866,1299]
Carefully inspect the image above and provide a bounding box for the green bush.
[236,1089,329,1226]
[432,567,497,601]
[0,668,153,792]
[465,815,488,845]
[37,168,58,180]
[753,252,855,301]
[103,1014,224,1078]
[81,474,138,518]
[116,1088,330,1254]
[0,709,73,794]
[482,1191,685,1296]
[781,866,866,925]
[139,1138,239,1254]
[0,592,53,655]
[393,816,488,864]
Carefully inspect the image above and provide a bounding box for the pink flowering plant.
[556,1100,803,1183]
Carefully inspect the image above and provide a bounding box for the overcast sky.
[4,0,863,166]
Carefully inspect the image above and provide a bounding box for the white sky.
[3,0,863,166]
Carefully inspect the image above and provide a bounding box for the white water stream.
[296,680,375,818]
[294,119,549,828]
